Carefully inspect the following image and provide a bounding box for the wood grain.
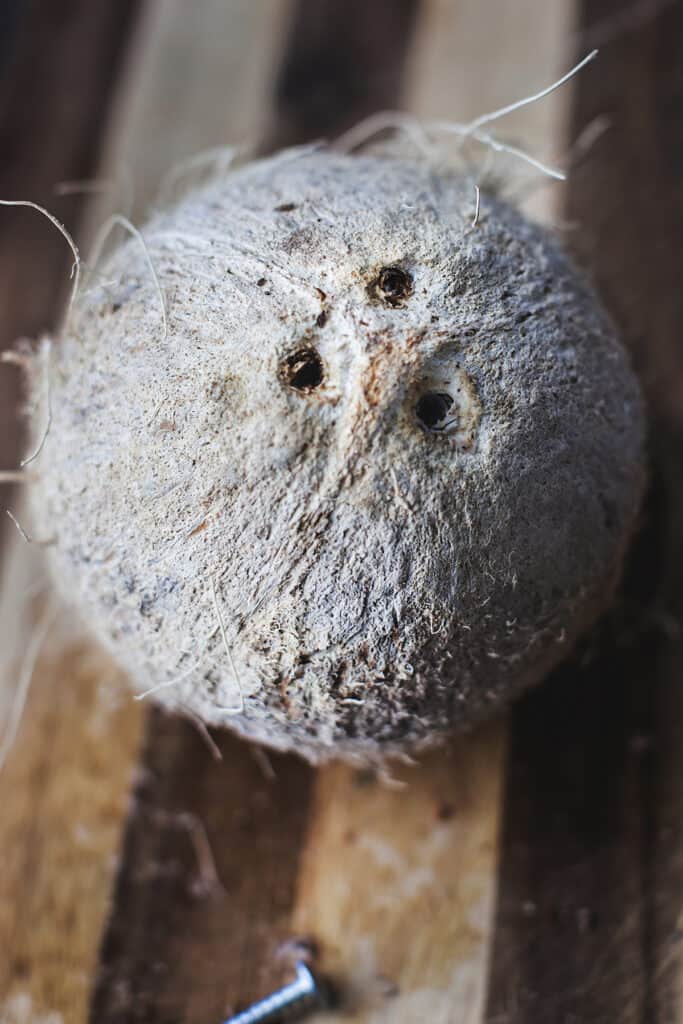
[0,3,146,1022]
[486,1,683,1020]
[265,0,422,150]
[294,728,506,1024]
[0,642,144,1024]
[410,0,574,144]
[106,0,289,223]
[409,0,575,225]
[5,1,683,1022]
[90,710,315,1024]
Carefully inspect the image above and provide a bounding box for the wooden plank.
[265,0,422,149]
[486,1,683,1020]
[0,640,144,1024]
[293,728,506,1024]
[107,0,289,223]
[485,629,656,1022]
[90,711,315,1023]
[409,0,575,224]
[0,4,146,1022]
[410,0,574,145]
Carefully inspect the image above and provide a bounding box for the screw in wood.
[222,961,325,1023]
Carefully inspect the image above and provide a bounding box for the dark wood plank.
[90,5,423,1022]
[90,709,315,1024]
[0,0,25,77]
[486,2,683,1021]
[0,0,144,544]
[266,0,421,149]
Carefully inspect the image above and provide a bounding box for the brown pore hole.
[280,346,324,392]
[371,265,413,306]
[416,391,455,432]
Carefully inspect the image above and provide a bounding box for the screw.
[222,961,325,1023]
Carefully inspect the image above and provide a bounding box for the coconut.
[29,148,645,762]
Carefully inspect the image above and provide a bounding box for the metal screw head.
[222,961,326,1024]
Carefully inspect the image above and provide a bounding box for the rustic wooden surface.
[265,0,421,150]
[0,4,146,1023]
[0,643,143,1024]
[487,2,683,1021]
[90,712,316,1023]
[1,1,682,1022]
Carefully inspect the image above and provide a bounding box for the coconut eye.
[375,266,413,306]
[416,391,455,433]
[280,347,324,392]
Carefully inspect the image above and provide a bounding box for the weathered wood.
[0,4,145,1022]
[0,642,144,1023]
[409,0,575,226]
[108,0,289,223]
[486,618,658,1022]
[486,1,683,1020]
[265,0,422,150]
[90,710,315,1023]
[410,0,574,141]
[292,728,506,1024]
[7,1,682,1021]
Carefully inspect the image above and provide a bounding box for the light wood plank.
[108,0,288,222]
[0,635,142,1023]
[293,728,506,1023]
[411,0,574,133]
[409,0,576,223]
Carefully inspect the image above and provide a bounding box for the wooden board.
[0,643,143,1024]
[1,1,683,1022]
[0,4,145,1023]
[487,2,683,1020]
